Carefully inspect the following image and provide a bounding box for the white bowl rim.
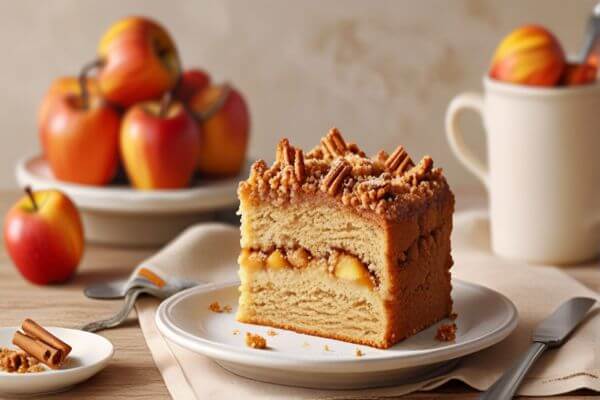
[15,155,248,214]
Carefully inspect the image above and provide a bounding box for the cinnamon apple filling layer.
[238,247,376,289]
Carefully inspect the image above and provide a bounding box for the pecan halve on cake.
[236,128,454,349]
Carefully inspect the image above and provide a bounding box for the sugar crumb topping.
[239,128,448,220]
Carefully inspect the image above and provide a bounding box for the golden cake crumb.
[355,348,364,357]
[209,301,232,313]
[266,329,278,336]
[435,323,457,342]
[232,329,240,335]
[245,333,267,349]
[208,301,222,312]
[323,345,331,352]
[302,341,310,349]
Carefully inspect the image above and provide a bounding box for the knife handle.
[479,341,547,400]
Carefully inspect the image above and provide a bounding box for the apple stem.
[24,186,38,211]
[79,59,103,109]
[173,73,184,95]
[196,83,231,122]
[159,90,173,118]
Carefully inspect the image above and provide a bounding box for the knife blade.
[480,296,596,400]
[533,297,597,346]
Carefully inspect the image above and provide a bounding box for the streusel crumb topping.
[239,128,448,220]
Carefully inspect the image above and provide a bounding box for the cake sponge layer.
[239,190,452,295]
[237,220,452,348]
[240,195,386,270]
[238,257,387,347]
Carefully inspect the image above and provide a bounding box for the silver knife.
[479,297,596,400]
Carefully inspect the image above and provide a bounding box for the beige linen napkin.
[135,216,599,399]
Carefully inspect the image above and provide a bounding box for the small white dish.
[156,278,518,389]
[0,327,114,395]
[16,155,249,246]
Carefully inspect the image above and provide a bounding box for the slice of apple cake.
[236,128,454,349]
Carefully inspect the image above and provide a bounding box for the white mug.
[446,76,600,264]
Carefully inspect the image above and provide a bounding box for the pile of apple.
[489,25,597,87]
[38,16,250,189]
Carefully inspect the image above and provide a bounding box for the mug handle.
[445,92,490,189]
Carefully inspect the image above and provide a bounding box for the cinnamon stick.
[12,331,62,369]
[22,318,71,359]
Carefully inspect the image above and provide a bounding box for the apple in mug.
[3,188,84,285]
[188,84,250,177]
[175,69,211,102]
[97,16,181,107]
[39,79,121,185]
[489,25,566,86]
[560,63,597,86]
[120,98,200,189]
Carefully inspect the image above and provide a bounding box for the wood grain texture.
[0,188,597,399]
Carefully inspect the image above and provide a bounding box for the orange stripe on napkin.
[137,267,166,288]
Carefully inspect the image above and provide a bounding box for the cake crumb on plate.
[209,301,232,313]
[245,333,267,349]
[355,348,364,357]
[435,323,457,342]
[266,329,278,336]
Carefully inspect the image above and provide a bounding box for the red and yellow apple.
[560,63,597,86]
[97,16,181,107]
[490,25,566,86]
[175,69,211,102]
[188,84,250,176]
[4,188,84,285]
[120,98,200,189]
[39,88,121,185]
[38,76,100,145]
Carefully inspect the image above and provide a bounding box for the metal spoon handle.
[81,288,144,333]
[578,2,600,62]
[479,341,547,400]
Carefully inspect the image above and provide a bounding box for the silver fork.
[81,286,165,333]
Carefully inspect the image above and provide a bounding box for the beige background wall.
[0,0,593,189]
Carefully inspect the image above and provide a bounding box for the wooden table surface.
[0,188,598,400]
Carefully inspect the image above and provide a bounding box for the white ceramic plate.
[16,155,249,245]
[156,279,518,389]
[0,327,114,395]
